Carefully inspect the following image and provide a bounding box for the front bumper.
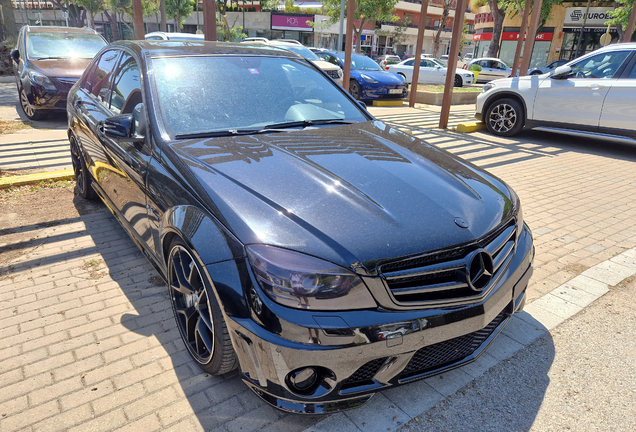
[361,82,407,100]
[222,224,534,413]
[22,76,76,112]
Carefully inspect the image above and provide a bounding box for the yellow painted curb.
[0,169,75,189]
[372,99,405,107]
[456,122,487,133]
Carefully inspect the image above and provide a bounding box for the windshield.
[26,32,106,60]
[276,45,320,61]
[336,53,382,71]
[151,56,367,137]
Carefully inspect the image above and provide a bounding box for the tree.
[606,0,635,40]
[321,0,400,53]
[0,0,19,40]
[166,0,195,32]
[433,0,455,57]
[74,0,106,29]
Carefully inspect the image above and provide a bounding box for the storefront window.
[560,29,620,61]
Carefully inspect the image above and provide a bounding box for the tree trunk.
[105,10,119,41]
[160,0,167,32]
[0,0,19,40]
[433,8,451,57]
[485,0,505,58]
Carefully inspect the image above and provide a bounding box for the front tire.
[485,98,525,137]
[349,80,362,100]
[70,136,95,200]
[19,87,45,120]
[168,238,237,375]
[454,74,463,87]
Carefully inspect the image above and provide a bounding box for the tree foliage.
[606,0,635,40]
[321,0,400,52]
[165,0,195,31]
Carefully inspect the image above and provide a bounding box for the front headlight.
[360,73,378,83]
[482,82,496,93]
[337,69,343,79]
[28,70,56,92]
[246,245,377,310]
[507,186,524,240]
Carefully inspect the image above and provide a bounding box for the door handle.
[588,84,604,90]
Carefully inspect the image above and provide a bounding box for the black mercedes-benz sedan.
[67,41,534,414]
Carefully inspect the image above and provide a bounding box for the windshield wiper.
[263,119,356,129]
[175,128,264,139]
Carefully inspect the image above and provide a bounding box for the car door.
[532,50,632,128]
[492,61,510,79]
[96,50,156,252]
[598,52,636,138]
[395,59,414,82]
[477,60,495,81]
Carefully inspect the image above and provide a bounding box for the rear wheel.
[70,136,95,200]
[168,238,237,375]
[485,98,525,137]
[454,75,463,87]
[349,80,362,100]
[19,87,45,120]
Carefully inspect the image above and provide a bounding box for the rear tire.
[70,136,95,200]
[168,238,237,375]
[485,98,525,137]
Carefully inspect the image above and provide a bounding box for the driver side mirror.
[552,65,572,79]
[11,49,20,62]
[102,114,145,143]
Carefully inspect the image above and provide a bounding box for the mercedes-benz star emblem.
[467,250,494,291]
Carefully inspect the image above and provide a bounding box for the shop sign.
[473,33,493,41]
[271,14,315,31]
[501,32,554,41]
[564,7,614,26]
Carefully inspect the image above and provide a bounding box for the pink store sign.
[271,14,314,31]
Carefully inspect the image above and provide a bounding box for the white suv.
[475,43,636,142]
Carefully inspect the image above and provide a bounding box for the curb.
[0,169,74,189]
[456,122,486,133]
[372,100,405,107]
[304,247,636,432]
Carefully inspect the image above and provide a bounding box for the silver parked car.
[465,58,512,83]
[475,43,636,142]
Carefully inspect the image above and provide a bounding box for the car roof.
[113,40,303,59]
[24,25,99,35]
[596,42,636,51]
[145,32,204,40]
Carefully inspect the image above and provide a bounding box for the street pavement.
[2,82,636,432]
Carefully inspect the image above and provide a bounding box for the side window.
[629,61,636,79]
[478,60,489,68]
[323,54,340,67]
[404,59,414,66]
[110,52,142,115]
[89,50,120,107]
[570,51,630,79]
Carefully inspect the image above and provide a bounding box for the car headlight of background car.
[337,69,343,79]
[27,70,57,92]
[482,82,496,93]
[360,73,378,83]
[246,245,377,310]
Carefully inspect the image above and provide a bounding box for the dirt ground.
[0,182,104,274]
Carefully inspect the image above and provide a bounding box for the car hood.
[30,58,93,78]
[171,121,514,271]
[311,59,341,71]
[353,70,404,84]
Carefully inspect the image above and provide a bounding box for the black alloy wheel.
[19,87,44,120]
[70,137,95,199]
[454,74,463,87]
[485,98,525,137]
[168,238,237,374]
[349,80,362,100]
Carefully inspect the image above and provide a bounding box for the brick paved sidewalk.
[2,105,636,432]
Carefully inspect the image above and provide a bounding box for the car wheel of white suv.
[485,98,524,137]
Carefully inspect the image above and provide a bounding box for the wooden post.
[624,3,636,43]
[519,0,543,76]
[343,0,355,92]
[510,0,532,78]
[203,0,217,41]
[439,0,467,129]
[409,0,430,108]
[132,0,145,40]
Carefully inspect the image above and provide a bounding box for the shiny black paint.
[67,41,534,413]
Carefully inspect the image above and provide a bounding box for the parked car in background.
[465,58,512,82]
[145,32,204,41]
[527,59,568,75]
[11,25,106,120]
[387,57,474,87]
[476,43,636,141]
[376,54,401,68]
[316,51,407,100]
[463,53,474,62]
[242,40,343,85]
[68,40,533,414]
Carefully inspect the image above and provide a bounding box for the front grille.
[326,70,340,79]
[54,77,78,91]
[401,310,507,377]
[342,357,388,387]
[380,218,517,305]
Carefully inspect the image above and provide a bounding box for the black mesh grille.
[380,248,466,273]
[401,310,507,377]
[343,357,388,386]
[326,70,340,79]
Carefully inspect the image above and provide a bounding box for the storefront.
[560,7,619,61]
[270,13,315,46]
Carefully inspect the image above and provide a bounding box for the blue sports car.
[316,51,407,101]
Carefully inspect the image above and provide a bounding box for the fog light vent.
[288,367,317,391]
